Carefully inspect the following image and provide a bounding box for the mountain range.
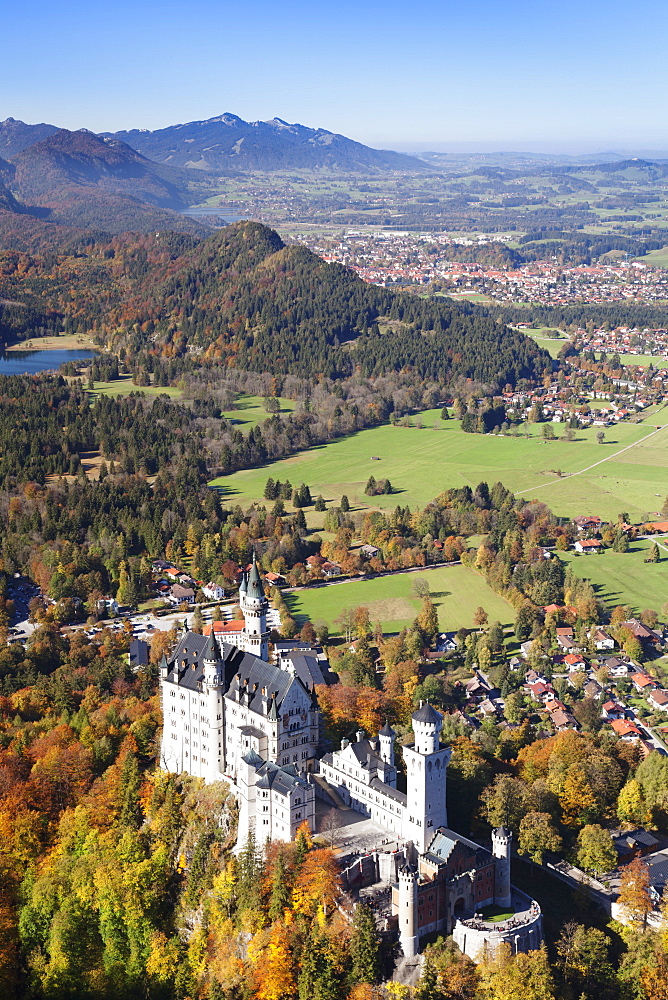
[0,114,428,242]
[104,113,428,172]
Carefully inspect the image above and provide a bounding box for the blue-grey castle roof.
[166,630,310,715]
[412,702,443,726]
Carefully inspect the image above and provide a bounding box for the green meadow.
[210,408,668,522]
[617,354,668,368]
[560,538,668,615]
[515,327,569,359]
[285,564,513,635]
[88,377,183,400]
[222,394,297,429]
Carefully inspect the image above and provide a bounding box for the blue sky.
[3,0,668,152]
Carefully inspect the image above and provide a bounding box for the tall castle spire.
[239,551,269,660]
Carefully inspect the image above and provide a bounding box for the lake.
[0,349,97,375]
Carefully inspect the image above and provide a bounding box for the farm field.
[285,564,513,635]
[560,538,668,615]
[210,408,668,522]
[89,377,183,400]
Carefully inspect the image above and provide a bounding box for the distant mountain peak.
[105,112,428,173]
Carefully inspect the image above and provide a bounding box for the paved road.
[515,424,666,496]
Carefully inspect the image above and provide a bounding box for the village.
[294,228,668,306]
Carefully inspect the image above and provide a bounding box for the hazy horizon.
[4,111,668,162]
[3,0,668,153]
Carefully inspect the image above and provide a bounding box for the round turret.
[378,720,395,765]
[492,826,512,909]
[411,701,443,754]
[203,630,223,686]
[398,865,419,958]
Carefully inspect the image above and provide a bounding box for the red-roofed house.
[610,718,643,740]
[632,672,660,693]
[575,539,603,554]
[602,700,625,721]
[527,682,557,704]
[564,653,587,672]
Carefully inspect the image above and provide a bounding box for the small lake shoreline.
[0,347,98,375]
[5,335,98,352]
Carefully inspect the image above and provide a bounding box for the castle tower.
[401,702,451,852]
[202,630,226,779]
[398,865,419,958]
[378,720,395,766]
[492,827,512,909]
[203,630,223,687]
[240,555,269,661]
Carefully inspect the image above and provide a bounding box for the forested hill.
[121,222,550,384]
[0,221,550,386]
[0,128,207,237]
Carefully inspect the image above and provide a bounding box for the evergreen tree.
[315,495,326,511]
[185,830,215,907]
[340,495,350,512]
[264,477,278,500]
[349,904,380,987]
[298,927,340,1000]
[440,405,450,420]
[118,750,142,829]
[269,851,290,921]
[237,831,261,914]
[294,826,310,869]
[191,607,204,633]
[414,958,439,1000]
[612,530,629,552]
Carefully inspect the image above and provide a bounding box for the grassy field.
[222,394,298,429]
[210,408,668,522]
[89,377,183,400]
[560,537,668,614]
[8,334,97,352]
[285,564,513,634]
[618,354,668,368]
[634,246,668,267]
[514,327,569,359]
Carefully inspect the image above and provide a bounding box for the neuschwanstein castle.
[159,558,542,960]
